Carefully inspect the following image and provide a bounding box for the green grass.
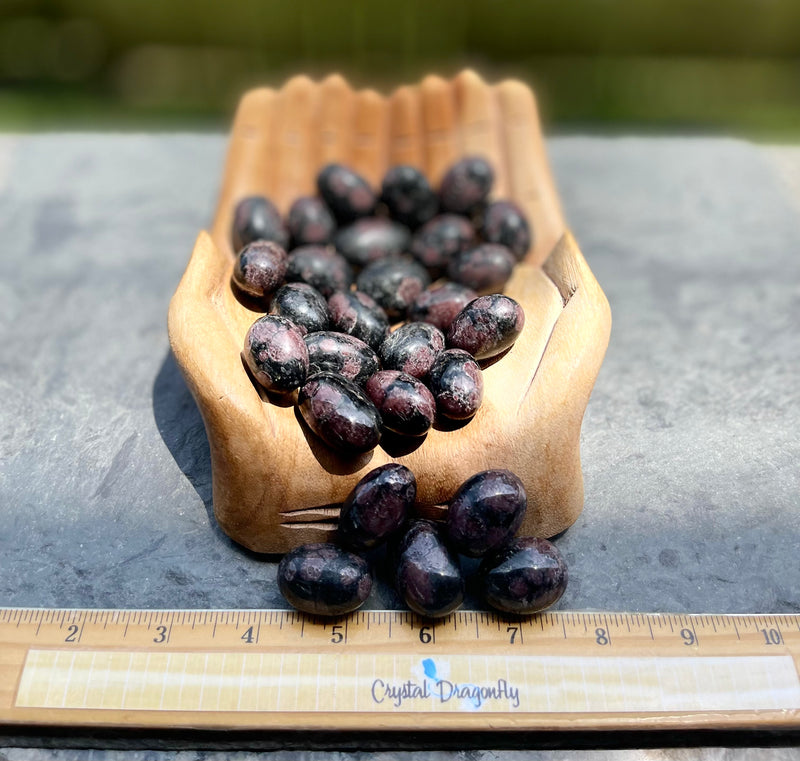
[3,56,800,142]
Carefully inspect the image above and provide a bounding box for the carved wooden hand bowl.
[168,70,611,554]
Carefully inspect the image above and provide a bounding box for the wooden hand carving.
[168,70,611,553]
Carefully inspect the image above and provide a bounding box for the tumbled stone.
[232,195,288,251]
[243,315,308,393]
[365,370,436,437]
[478,537,568,615]
[317,163,377,224]
[278,543,372,616]
[269,282,330,335]
[381,165,438,229]
[446,469,526,558]
[287,196,336,247]
[408,282,477,332]
[334,218,411,267]
[447,243,516,292]
[428,349,483,421]
[395,520,464,618]
[439,156,494,216]
[410,214,475,274]
[481,200,531,260]
[338,463,416,551]
[447,294,525,360]
[298,372,382,454]
[356,257,431,321]
[286,245,354,298]
[304,332,380,386]
[327,290,390,351]
[232,240,288,300]
[379,322,444,379]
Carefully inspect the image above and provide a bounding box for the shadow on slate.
[152,349,213,510]
[151,349,285,563]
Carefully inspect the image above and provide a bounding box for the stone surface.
[0,134,799,755]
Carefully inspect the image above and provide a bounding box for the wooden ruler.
[1,608,799,732]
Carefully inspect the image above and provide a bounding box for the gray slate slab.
[0,134,798,615]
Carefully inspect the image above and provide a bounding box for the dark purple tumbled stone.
[287,196,336,247]
[447,294,525,360]
[269,282,330,335]
[338,463,416,551]
[356,257,431,321]
[334,218,411,267]
[317,163,377,224]
[408,282,478,332]
[439,156,494,216]
[447,243,516,292]
[379,322,445,379]
[365,370,436,437]
[478,537,568,615]
[445,469,526,558]
[286,245,354,298]
[380,165,438,229]
[232,195,288,251]
[327,290,390,351]
[481,200,532,261]
[410,214,475,274]
[298,372,382,454]
[394,520,464,618]
[278,543,372,616]
[232,240,288,300]
[304,331,380,386]
[243,315,308,393]
[428,349,483,421]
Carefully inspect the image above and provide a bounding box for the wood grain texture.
[168,70,611,553]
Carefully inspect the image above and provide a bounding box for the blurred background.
[2,0,800,138]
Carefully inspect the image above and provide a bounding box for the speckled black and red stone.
[277,542,372,616]
[327,290,390,352]
[408,282,477,332]
[446,469,527,558]
[410,214,475,274]
[243,315,308,393]
[285,245,354,298]
[334,218,411,267]
[317,163,377,224]
[481,200,532,261]
[337,463,416,551]
[356,258,431,321]
[304,332,379,386]
[447,243,516,292]
[287,196,336,247]
[447,294,525,361]
[269,283,330,335]
[439,156,494,216]
[298,372,382,454]
[394,520,464,618]
[231,240,288,299]
[365,370,436,437]
[428,349,483,421]
[478,537,568,615]
[380,165,438,230]
[379,322,445,379]
[232,195,288,251]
